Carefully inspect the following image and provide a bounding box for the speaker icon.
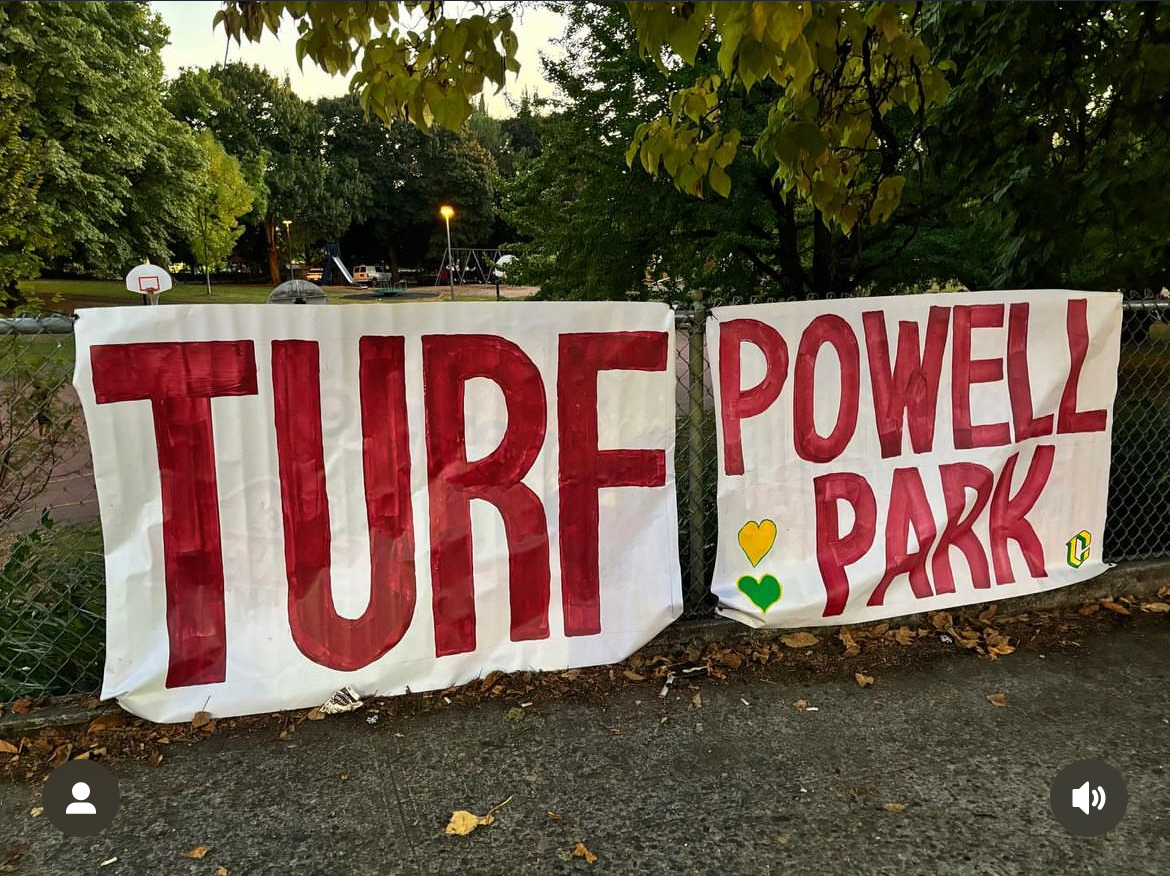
[1072,781,1106,814]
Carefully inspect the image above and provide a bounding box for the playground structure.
[320,243,355,286]
[322,243,510,292]
[433,247,508,286]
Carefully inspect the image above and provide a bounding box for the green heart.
[737,574,782,613]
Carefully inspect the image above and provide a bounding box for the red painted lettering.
[932,462,994,594]
[272,338,416,671]
[867,467,937,607]
[91,341,257,688]
[558,332,668,636]
[952,304,1010,449]
[863,306,949,458]
[1006,303,1055,440]
[813,472,876,616]
[1057,299,1108,434]
[422,335,550,656]
[795,315,860,463]
[719,319,788,475]
[989,445,1055,584]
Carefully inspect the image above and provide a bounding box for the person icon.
[65,782,97,815]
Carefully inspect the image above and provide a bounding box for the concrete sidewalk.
[2,618,1168,875]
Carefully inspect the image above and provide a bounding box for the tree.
[215,1,949,230]
[187,133,255,295]
[921,2,1170,290]
[316,96,496,278]
[167,64,323,284]
[0,67,45,307]
[502,3,974,301]
[0,1,201,274]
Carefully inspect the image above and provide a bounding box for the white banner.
[708,290,1121,628]
[74,303,681,721]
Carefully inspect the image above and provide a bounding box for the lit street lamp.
[282,218,293,280]
[440,204,455,301]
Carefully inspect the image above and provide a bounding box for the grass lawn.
[0,332,75,376]
[15,278,534,313]
[18,277,278,311]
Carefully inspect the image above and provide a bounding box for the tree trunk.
[205,265,212,297]
[811,210,832,299]
[772,191,807,296]
[265,216,281,285]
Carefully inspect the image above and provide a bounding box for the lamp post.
[440,204,455,301]
[282,218,293,280]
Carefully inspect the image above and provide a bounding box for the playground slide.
[330,256,355,286]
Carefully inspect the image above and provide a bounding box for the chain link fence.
[3,291,1169,702]
[1,312,103,703]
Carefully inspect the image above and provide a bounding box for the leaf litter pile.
[1,590,1165,784]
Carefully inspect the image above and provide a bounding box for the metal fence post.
[686,296,708,610]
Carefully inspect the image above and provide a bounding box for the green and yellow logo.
[1066,530,1092,568]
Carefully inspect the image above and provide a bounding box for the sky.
[153,1,565,117]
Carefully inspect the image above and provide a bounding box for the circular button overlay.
[1049,758,1128,837]
[42,759,121,837]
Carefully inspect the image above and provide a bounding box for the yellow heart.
[738,519,777,567]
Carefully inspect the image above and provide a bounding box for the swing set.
[433,247,506,286]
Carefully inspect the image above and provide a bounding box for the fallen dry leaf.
[216,867,229,876]
[445,796,512,836]
[780,632,819,649]
[988,643,1015,658]
[792,699,810,711]
[10,698,32,715]
[893,626,915,646]
[1078,602,1100,616]
[182,845,212,860]
[29,807,43,818]
[930,612,953,631]
[977,605,998,623]
[854,673,874,688]
[86,714,130,734]
[445,810,493,836]
[547,811,563,821]
[49,744,71,769]
[306,707,326,721]
[190,711,212,729]
[838,628,861,657]
[882,802,907,813]
[865,622,890,638]
[1140,602,1170,613]
[1101,600,1131,616]
[986,693,1007,708]
[0,740,18,755]
[713,648,744,669]
[622,670,646,682]
[690,693,702,710]
[572,842,598,864]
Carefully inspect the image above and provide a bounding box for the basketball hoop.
[124,263,173,306]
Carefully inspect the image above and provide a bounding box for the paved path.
[2,620,1168,875]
